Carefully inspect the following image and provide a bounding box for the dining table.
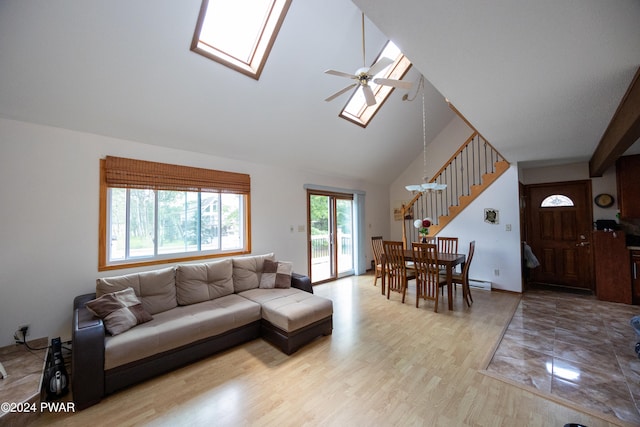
[380,249,466,311]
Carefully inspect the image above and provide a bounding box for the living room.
[1,0,639,425]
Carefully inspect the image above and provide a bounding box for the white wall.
[0,118,390,347]
[519,161,619,222]
[519,162,590,184]
[436,165,522,291]
[390,116,523,292]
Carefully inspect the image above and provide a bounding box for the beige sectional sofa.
[72,253,333,410]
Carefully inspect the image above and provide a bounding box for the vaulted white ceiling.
[356,0,640,168]
[1,0,639,184]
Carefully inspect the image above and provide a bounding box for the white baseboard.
[468,279,491,291]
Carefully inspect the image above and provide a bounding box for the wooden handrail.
[401,131,482,216]
[430,131,478,181]
[447,101,505,157]
[400,129,509,248]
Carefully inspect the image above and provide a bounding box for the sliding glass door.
[308,191,354,283]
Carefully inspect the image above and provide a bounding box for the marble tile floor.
[486,287,640,425]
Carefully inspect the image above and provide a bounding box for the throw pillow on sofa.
[96,266,177,315]
[85,287,153,336]
[259,259,293,289]
[232,253,275,292]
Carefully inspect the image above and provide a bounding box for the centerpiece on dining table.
[413,217,432,243]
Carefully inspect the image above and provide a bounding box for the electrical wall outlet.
[494,269,500,276]
[14,324,29,343]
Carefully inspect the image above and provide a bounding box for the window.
[340,41,412,127]
[191,0,292,79]
[99,156,251,271]
[540,194,574,207]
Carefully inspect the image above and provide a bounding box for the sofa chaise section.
[239,288,333,354]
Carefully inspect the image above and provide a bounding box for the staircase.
[401,131,509,248]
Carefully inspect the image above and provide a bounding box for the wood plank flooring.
[0,337,48,426]
[29,275,628,426]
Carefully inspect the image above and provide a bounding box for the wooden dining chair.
[412,242,448,311]
[383,240,415,303]
[371,236,384,287]
[437,237,458,255]
[437,236,459,294]
[451,240,475,307]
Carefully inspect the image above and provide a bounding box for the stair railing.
[401,131,507,247]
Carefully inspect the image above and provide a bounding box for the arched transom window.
[540,194,574,207]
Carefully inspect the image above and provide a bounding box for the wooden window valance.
[103,156,250,194]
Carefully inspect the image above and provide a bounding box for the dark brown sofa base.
[105,321,261,395]
[72,293,262,410]
[261,317,333,355]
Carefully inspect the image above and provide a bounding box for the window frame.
[540,194,575,208]
[190,0,292,80]
[339,41,412,128]
[98,157,251,271]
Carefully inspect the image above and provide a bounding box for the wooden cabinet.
[616,154,640,219]
[632,250,640,304]
[593,231,632,304]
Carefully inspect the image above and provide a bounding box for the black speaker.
[44,337,69,400]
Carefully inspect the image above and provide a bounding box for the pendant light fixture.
[405,76,447,194]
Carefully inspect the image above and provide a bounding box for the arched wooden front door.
[525,180,594,291]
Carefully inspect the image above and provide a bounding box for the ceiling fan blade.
[325,83,358,102]
[325,69,357,79]
[362,85,376,106]
[366,57,394,77]
[373,78,413,90]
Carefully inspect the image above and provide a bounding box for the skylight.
[191,0,291,79]
[340,41,412,127]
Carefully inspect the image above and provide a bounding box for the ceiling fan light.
[355,68,371,85]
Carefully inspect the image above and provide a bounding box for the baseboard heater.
[468,279,491,291]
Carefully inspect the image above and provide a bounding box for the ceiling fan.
[324,13,412,107]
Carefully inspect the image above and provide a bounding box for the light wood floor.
[30,275,627,426]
